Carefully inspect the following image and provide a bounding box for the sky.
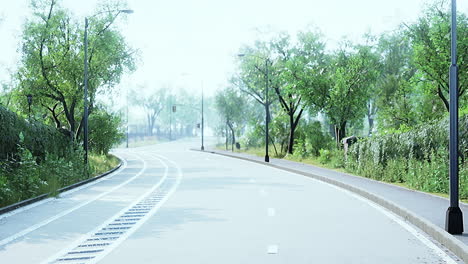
[0,0,467,105]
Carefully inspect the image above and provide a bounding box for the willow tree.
[16,0,136,140]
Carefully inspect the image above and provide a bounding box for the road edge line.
[195,149,468,263]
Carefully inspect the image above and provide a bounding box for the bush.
[346,116,468,198]
[0,105,71,161]
[318,149,331,164]
[88,108,124,155]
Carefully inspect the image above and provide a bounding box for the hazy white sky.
[1,0,467,100]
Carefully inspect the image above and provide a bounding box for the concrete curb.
[196,149,468,263]
[0,156,123,216]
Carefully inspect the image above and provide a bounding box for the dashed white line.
[267,245,279,254]
[267,208,276,217]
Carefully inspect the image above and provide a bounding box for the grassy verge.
[0,152,121,208]
[220,146,468,204]
[89,153,120,177]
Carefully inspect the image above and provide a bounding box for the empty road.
[0,139,462,263]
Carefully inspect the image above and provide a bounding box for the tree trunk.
[335,121,347,148]
[368,116,374,136]
[225,123,228,150]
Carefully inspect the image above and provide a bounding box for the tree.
[325,43,379,147]
[88,106,124,154]
[407,0,467,111]
[131,86,168,136]
[215,86,247,151]
[374,30,418,131]
[272,31,328,154]
[16,0,136,140]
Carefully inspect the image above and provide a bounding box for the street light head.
[120,9,134,14]
[237,53,246,57]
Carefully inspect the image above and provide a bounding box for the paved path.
[0,139,464,263]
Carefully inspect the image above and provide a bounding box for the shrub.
[88,108,124,155]
[346,116,468,199]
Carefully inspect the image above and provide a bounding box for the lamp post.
[238,53,270,162]
[83,9,133,165]
[446,0,463,235]
[201,83,205,151]
[126,86,129,148]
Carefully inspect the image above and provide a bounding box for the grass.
[222,146,468,204]
[89,153,120,177]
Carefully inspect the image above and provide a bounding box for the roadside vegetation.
[215,0,468,200]
[0,0,131,208]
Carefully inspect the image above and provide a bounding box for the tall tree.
[16,0,136,140]
[130,86,168,136]
[273,31,328,154]
[374,30,417,131]
[325,43,379,146]
[407,0,467,111]
[215,86,247,151]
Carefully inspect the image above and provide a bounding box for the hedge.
[0,105,71,161]
[346,116,468,198]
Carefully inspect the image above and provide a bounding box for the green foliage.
[15,0,136,140]
[88,107,124,155]
[318,149,331,164]
[324,42,380,144]
[346,116,468,198]
[0,105,71,160]
[407,0,468,111]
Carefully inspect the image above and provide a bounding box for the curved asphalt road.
[0,139,463,263]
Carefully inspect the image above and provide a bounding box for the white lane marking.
[0,152,131,221]
[267,245,278,254]
[268,208,276,217]
[0,153,148,247]
[264,166,458,263]
[88,153,183,264]
[40,153,172,264]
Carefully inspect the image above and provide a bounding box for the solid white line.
[0,152,147,247]
[265,165,459,263]
[0,152,130,221]
[40,153,170,264]
[88,153,183,264]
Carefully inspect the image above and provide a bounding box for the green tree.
[88,106,124,154]
[16,0,136,140]
[272,31,328,154]
[325,43,379,146]
[374,31,418,131]
[215,86,247,151]
[131,86,168,136]
[407,0,467,111]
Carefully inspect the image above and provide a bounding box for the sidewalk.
[201,147,468,262]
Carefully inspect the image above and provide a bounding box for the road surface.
[0,139,462,263]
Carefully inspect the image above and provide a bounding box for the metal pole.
[169,100,172,141]
[201,83,205,151]
[126,86,129,148]
[445,0,463,235]
[83,17,89,166]
[265,58,270,162]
